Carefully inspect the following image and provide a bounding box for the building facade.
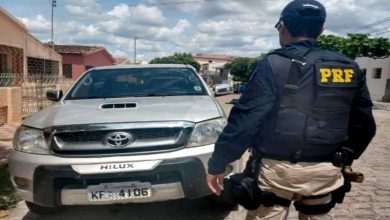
[356,57,390,102]
[50,45,115,80]
[193,54,236,85]
[0,7,62,76]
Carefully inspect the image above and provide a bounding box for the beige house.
[356,57,390,102]
[0,7,64,124]
[193,54,236,84]
[0,7,62,75]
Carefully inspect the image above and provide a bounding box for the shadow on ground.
[22,198,235,220]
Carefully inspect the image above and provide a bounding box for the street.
[3,94,390,220]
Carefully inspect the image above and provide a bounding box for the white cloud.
[15,0,390,62]
[146,0,203,12]
[65,0,104,20]
[106,4,165,26]
[102,4,166,39]
[157,19,191,41]
[112,49,128,57]
[18,15,50,33]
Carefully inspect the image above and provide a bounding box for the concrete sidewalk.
[374,101,390,111]
[0,124,18,164]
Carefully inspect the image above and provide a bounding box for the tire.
[25,201,63,215]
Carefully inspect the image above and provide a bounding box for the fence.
[0,73,74,118]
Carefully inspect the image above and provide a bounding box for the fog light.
[14,177,29,188]
[224,165,233,176]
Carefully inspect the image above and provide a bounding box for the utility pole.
[134,37,138,64]
[51,0,56,48]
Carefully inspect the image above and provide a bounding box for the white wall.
[194,58,230,72]
[355,57,390,101]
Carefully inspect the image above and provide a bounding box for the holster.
[332,180,351,204]
[222,148,291,210]
[223,172,262,210]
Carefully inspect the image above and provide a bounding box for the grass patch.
[0,164,21,210]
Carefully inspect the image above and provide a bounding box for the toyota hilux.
[8,64,239,214]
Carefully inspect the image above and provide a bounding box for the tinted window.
[65,68,207,100]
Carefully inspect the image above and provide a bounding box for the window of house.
[361,69,367,76]
[0,54,6,72]
[373,68,382,79]
[63,64,72,78]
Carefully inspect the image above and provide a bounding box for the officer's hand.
[206,173,224,196]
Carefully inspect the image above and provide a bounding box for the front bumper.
[9,144,238,207]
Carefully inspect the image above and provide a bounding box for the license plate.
[87,182,152,201]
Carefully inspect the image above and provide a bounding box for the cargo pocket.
[273,106,306,143]
[305,114,349,145]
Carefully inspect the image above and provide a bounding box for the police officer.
[206,0,376,219]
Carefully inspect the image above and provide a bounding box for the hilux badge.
[104,132,134,147]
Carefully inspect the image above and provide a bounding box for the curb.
[373,102,390,111]
[0,143,11,165]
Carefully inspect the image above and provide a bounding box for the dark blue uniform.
[208,40,376,175]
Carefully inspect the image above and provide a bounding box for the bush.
[0,164,21,210]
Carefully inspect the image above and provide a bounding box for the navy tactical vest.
[257,47,361,163]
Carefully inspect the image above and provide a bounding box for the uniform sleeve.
[346,69,376,160]
[207,61,276,175]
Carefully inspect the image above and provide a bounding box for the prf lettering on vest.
[320,68,354,83]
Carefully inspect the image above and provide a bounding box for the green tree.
[149,53,201,72]
[318,34,390,59]
[226,56,264,82]
[229,57,251,82]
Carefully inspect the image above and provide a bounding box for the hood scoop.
[100,103,137,109]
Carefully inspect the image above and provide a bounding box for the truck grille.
[50,122,194,157]
[56,128,181,143]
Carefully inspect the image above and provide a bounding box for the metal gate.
[0,73,73,118]
[21,75,58,117]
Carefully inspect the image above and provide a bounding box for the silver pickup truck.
[8,64,239,214]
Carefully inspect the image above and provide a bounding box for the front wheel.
[25,201,63,215]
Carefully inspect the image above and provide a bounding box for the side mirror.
[46,90,63,101]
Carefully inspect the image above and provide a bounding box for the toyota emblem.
[104,132,134,147]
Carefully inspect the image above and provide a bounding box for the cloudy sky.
[1,0,390,61]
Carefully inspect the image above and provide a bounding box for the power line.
[56,0,218,8]
[353,17,390,32]
[350,16,390,33]
[369,29,390,36]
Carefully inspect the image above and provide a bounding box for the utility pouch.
[223,150,262,210]
[223,173,262,210]
[222,149,291,210]
[332,180,351,204]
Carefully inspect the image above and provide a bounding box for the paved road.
[4,94,390,219]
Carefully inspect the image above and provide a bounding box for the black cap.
[276,0,326,37]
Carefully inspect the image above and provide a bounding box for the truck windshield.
[65,68,208,100]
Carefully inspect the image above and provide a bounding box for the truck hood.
[23,96,222,129]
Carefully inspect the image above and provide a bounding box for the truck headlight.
[187,118,227,147]
[13,126,50,154]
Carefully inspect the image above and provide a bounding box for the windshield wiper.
[173,93,205,96]
[133,93,205,97]
[132,93,175,97]
[66,96,108,100]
